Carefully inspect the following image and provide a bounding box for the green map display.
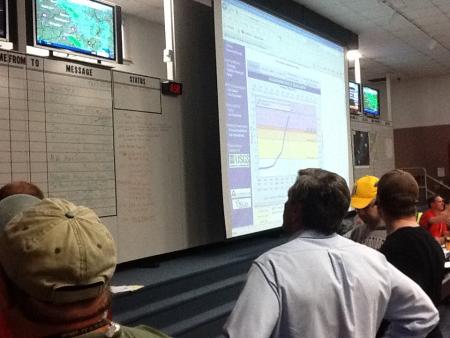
[363,87,379,116]
[36,0,115,60]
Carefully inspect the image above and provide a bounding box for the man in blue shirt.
[224,168,439,338]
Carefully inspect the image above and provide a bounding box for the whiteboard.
[0,51,187,262]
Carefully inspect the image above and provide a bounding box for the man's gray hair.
[287,168,350,235]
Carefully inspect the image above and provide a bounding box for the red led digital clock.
[161,81,183,96]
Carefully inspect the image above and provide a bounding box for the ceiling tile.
[391,26,428,41]
[413,14,449,26]
[383,13,415,32]
[405,7,442,19]
[339,17,378,33]
[393,0,432,11]
[355,4,395,19]
[431,0,450,10]
[426,23,450,35]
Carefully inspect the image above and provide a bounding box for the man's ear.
[291,204,301,227]
[283,202,302,234]
[377,205,385,221]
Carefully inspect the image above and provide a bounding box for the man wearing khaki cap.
[0,195,169,338]
[345,175,386,250]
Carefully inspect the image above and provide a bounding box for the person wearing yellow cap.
[345,175,386,250]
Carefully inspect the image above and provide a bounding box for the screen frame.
[0,0,9,42]
[222,0,346,49]
[32,0,120,62]
[348,81,361,114]
[214,0,353,238]
[362,85,380,118]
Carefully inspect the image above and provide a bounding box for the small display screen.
[349,81,360,113]
[363,86,380,117]
[0,0,7,40]
[35,0,116,60]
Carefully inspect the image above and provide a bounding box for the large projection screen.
[214,0,352,238]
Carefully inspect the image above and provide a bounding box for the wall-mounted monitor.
[363,86,380,117]
[32,0,122,62]
[349,81,361,114]
[0,0,8,41]
[214,0,351,238]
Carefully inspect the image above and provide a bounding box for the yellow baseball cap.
[351,175,379,209]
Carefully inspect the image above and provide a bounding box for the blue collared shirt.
[224,230,439,338]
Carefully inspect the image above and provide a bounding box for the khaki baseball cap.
[0,197,117,304]
[350,176,379,209]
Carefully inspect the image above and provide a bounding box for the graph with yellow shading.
[255,106,319,171]
[258,127,318,161]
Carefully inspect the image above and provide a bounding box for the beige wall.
[391,75,450,129]
[391,75,450,180]
[114,14,166,78]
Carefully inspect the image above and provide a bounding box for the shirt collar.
[292,229,337,240]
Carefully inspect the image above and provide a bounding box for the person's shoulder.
[348,223,369,241]
[339,234,386,257]
[404,226,436,240]
[381,226,414,246]
[254,238,296,263]
[115,325,171,338]
[421,209,434,218]
[253,234,319,265]
[381,226,442,253]
[255,233,383,262]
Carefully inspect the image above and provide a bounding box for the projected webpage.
[216,0,350,238]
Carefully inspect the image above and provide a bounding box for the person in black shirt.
[377,169,445,338]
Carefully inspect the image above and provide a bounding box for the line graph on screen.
[255,98,319,175]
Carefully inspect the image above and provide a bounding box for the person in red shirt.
[419,194,449,243]
[0,181,45,338]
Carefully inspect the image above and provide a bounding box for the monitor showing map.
[214,0,351,238]
[33,0,118,61]
[363,86,380,117]
[0,0,8,41]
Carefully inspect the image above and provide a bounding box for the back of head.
[287,168,350,235]
[0,181,44,201]
[0,196,117,304]
[376,169,418,218]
